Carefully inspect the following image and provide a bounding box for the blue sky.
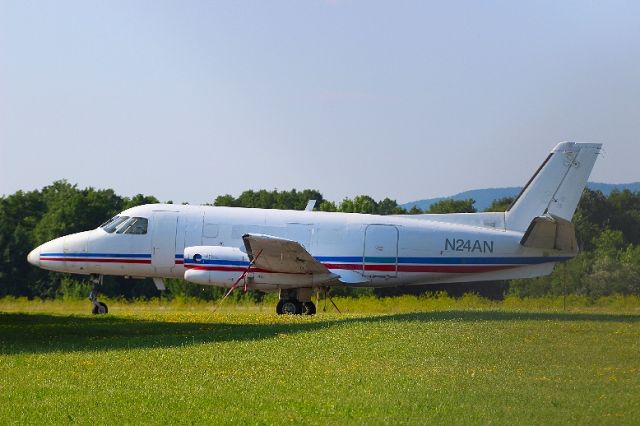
[1,1,638,204]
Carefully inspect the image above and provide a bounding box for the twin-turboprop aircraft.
[28,142,602,315]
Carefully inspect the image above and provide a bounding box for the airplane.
[27,142,602,315]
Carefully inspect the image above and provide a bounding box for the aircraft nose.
[27,247,40,267]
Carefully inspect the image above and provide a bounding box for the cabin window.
[203,223,219,238]
[116,217,148,235]
[101,216,130,233]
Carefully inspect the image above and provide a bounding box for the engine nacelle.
[183,246,250,287]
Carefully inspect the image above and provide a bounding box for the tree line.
[0,180,638,300]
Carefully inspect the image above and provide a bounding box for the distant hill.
[401,182,640,212]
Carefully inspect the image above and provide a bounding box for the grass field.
[1,296,639,424]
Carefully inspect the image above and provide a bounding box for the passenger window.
[116,217,148,235]
[203,223,219,238]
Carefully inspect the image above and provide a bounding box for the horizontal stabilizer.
[520,215,578,253]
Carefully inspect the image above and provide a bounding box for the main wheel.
[303,301,316,315]
[277,300,302,315]
[91,301,108,315]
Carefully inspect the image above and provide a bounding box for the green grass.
[0,296,639,424]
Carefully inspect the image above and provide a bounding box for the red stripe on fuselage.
[184,265,309,275]
[39,258,520,274]
[324,263,517,273]
[397,264,516,273]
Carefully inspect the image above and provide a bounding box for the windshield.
[101,216,149,234]
[116,217,148,235]
[99,216,117,228]
[101,216,130,233]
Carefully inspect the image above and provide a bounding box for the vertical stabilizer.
[505,142,602,232]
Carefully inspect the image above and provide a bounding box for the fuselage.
[27,203,570,291]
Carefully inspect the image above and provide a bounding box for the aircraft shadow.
[1,309,638,355]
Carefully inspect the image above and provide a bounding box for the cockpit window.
[99,216,117,228]
[101,216,130,233]
[101,216,148,234]
[116,217,148,235]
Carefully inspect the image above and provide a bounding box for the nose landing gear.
[89,274,108,315]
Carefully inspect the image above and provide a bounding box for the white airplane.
[28,142,601,315]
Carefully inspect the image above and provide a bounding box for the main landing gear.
[276,288,316,315]
[89,274,108,315]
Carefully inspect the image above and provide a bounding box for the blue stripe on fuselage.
[40,252,151,258]
[183,259,250,266]
[42,253,570,266]
[315,256,570,265]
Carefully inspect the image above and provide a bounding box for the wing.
[242,233,334,275]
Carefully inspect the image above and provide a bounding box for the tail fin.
[505,142,602,232]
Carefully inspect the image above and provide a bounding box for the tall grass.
[1,293,638,315]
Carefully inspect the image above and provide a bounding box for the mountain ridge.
[401,182,640,212]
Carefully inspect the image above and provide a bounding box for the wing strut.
[321,287,341,313]
[212,249,263,313]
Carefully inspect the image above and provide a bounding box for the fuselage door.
[176,209,203,265]
[363,225,399,278]
[151,211,178,273]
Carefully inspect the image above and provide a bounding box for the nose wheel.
[89,275,108,315]
[91,301,108,315]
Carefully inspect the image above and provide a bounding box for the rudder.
[505,142,602,232]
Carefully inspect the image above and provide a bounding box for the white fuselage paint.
[28,204,568,291]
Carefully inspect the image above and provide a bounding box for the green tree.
[427,198,476,213]
[484,197,514,212]
[213,194,236,207]
[572,189,610,251]
[0,181,128,298]
[339,195,377,214]
[0,189,47,297]
[123,194,160,210]
[376,198,405,215]
[214,189,325,210]
[318,200,338,212]
[607,189,640,245]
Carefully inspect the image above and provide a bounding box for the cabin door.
[363,225,398,278]
[152,211,178,273]
[176,211,203,263]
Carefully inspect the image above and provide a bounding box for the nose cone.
[27,247,40,267]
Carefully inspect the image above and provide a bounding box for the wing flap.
[242,233,331,275]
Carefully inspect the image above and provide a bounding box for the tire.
[276,299,285,315]
[92,302,108,315]
[281,300,302,315]
[303,301,316,315]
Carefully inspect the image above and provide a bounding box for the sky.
[1,1,639,205]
